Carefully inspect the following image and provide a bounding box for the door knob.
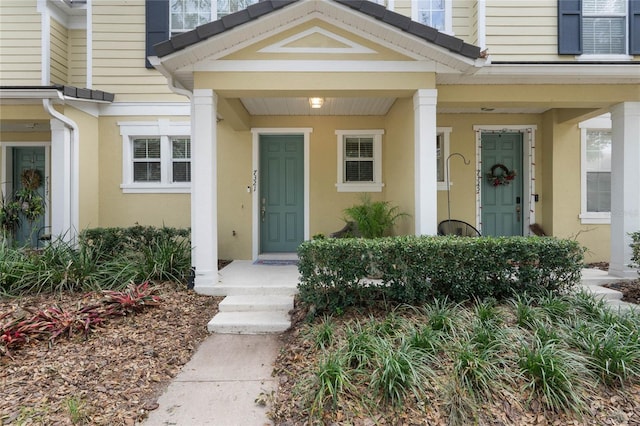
[261,198,266,222]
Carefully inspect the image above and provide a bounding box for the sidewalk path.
[143,334,279,426]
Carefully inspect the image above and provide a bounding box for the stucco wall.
[97,116,191,229]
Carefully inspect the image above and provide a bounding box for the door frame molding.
[1,142,52,237]
[251,128,311,260]
[473,125,537,236]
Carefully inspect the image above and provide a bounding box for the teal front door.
[259,135,304,253]
[481,132,523,236]
[12,147,47,247]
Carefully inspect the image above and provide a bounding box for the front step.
[579,284,623,301]
[207,311,291,334]
[202,284,297,297]
[219,295,293,312]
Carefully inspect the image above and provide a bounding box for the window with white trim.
[579,115,611,224]
[336,130,384,192]
[413,0,453,33]
[169,0,258,34]
[118,120,191,193]
[437,127,452,191]
[582,0,627,55]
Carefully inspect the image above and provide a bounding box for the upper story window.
[119,120,191,193]
[558,0,639,57]
[169,0,258,34]
[336,130,384,192]
[412,0,453,34]
[582,0,627,54]
[579,114,611,224]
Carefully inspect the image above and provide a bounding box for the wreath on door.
[16,169,45,222]
[486,164,516,187]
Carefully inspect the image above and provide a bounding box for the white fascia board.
[0,89,62,100]
[192,60,438,73]
[441,64,640,84]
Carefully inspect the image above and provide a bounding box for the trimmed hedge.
[298,236,584,313]
[79,225,189,260]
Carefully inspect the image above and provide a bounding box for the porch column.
[49,119,72,241]
[192,89,218,291]
[609,102,640,278]
[413,89,438,235]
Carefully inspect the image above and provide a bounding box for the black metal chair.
[437,220,481,237]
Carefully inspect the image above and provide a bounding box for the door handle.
[261,198,266,222]
[515,196,521,222]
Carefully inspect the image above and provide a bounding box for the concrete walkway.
[578,268,637,313]
[143,334,279,426]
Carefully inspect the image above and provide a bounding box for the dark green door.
[12,147,47,247]
[259,135,304,253]
[481,132,523,236]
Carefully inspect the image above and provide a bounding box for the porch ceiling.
[239,97,396,116]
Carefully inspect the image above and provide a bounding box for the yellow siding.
[92,0,175,100]
[392,0,412,18]
[0,0,41,85]
[485,0,559,61]
[50,18,68,85]
[68,30,87,87]
[452,0,473,41]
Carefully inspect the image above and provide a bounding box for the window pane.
[587,171,611,212]
[172,138,191,159]
[173,162,191,182]
[134,162,161,182]
[583,17,626,54]
[345,161,374,182]
[584,0,625,15]
[345,137,373,159]
[133,138,160,159]
[586,130,612,171]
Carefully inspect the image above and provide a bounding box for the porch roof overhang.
[150,0,485,96]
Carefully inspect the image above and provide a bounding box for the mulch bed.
[0,282,222,425]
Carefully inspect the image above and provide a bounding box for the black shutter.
[630,0,640,54]
[558,0,583,54]
[145,0,170,69]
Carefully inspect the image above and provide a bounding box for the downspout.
[43,95,80,242]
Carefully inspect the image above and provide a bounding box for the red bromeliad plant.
[0,282,162,357]
[103,282,161,315]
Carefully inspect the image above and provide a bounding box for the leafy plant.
[310,351,354,415]
[343,194,408,238]
[518,337,593,413]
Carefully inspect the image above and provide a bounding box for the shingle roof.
[154,0,481,60]
[0,85,115,102]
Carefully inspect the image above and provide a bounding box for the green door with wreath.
[12,147,47,247]
[481,132,523,236]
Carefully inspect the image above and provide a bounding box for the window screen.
[344,137,374,182]
[133,138,161,182]
[172,137,191,182]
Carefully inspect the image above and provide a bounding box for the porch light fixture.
[309,97,324,109]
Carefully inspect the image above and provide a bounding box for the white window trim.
[579,114,612,224]
[118,119,191,194]
[437,127,452,191]
[335,129,384,192]
[411,0,454,35]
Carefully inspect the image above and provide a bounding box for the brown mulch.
[1,282,222,425]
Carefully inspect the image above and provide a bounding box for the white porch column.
[413,89,438,235]
[609,102,640,278]
[192,89,219,291]
[49,118,72,241]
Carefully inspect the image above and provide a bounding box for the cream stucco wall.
[97,116,191,229]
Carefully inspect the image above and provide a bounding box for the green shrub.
[78,225,189,261]
[342,195,408,238]
[298,236,584,314]
[631,231,640,272]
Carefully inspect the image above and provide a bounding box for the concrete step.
[579,284,623,301]
[205,284,298,297]
[605,299,637,314]
[208,311,291,334]
[219,295,293,313]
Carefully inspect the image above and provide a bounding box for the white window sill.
[576,54,633,61]
[120,183,191,194]
[579,212,610,224]
[336,182,384,192]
